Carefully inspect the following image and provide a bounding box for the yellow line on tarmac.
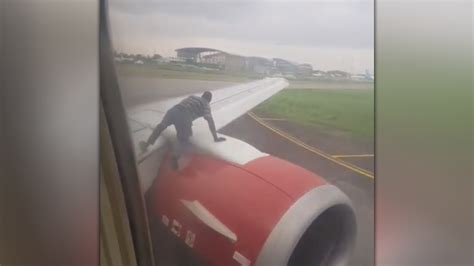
[332,154,374,158]
[248,112,374,179]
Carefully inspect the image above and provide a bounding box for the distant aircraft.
[364,69,374,81]
[351,70,374,81]
[129,78,357,266]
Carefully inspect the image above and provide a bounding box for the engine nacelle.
[147,151,356,266]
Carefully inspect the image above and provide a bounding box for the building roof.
[176,47,247,59]
[175,47,223,54]
[273,58,298,66]
[246,56,273,65]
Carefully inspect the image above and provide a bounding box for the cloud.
[109,0,374,72]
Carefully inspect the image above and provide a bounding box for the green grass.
[116,63,259,82]
[256,89,374,139]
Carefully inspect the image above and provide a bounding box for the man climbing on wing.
[139,91,226,169]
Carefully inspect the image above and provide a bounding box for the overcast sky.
[109,0,374,73]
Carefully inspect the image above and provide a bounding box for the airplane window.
[106,0,374,265]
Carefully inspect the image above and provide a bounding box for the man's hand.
[139,140,149,152]
[214,136,226,142]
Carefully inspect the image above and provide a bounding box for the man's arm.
[204,115,226,142]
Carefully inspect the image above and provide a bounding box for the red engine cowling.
[148,153,356,266]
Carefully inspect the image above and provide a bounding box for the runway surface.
[119,76,239,108]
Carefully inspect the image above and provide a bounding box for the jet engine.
[146,137,356,266]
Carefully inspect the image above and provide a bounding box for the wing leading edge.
[129,77,287,143]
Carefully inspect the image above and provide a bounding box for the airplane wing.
[128,77,288,153]
[127,77,288,191]
[128,78,287,129]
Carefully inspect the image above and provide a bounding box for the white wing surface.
[128,77,287,151]
[128,77,288,191]
[128,78,287,130]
